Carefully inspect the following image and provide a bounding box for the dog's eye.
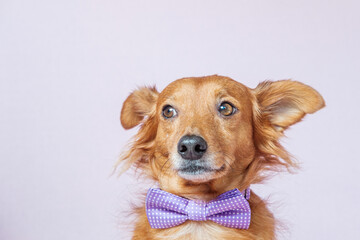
[218,102,235,116]
[162,105,177,119]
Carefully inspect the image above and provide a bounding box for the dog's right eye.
[162,105,177,119]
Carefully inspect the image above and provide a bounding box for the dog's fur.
[117,75,324,240]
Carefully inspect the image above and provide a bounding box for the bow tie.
[145,188,251,229]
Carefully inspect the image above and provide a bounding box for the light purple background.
[1,1,359,239]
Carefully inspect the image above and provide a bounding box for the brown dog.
[117,75,324,240]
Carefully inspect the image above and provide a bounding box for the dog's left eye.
[162,105,177,119]
[218,102,236,116]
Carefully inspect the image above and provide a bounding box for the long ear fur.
[116,86,159,175]
[246,80,325,183]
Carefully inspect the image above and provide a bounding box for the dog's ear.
[253,80,325,132]
[120,86,159,129]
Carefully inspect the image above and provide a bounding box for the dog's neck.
[160,180,248,202]
[181,192,216,202]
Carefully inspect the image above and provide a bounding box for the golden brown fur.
[117,75,325,239]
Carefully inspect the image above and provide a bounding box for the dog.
[117,75,324,240]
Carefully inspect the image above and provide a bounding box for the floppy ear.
[253,80,325,132]
[120,86,159,129]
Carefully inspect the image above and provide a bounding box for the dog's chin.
[177,164,226,183]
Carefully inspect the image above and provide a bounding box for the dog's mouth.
[176,160,226,182]
[178,164,225,174]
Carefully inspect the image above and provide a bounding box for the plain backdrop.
[1,0,359,239]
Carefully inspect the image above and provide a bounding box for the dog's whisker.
[212,151,243,173]
[158,159,170,179]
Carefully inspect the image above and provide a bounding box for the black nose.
[177,135,207,160]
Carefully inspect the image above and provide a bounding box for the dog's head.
[118,75,324,199]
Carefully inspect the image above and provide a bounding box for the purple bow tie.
[145,188,251,229]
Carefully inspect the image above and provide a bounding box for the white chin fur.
[178,170,216,182]
[171,154,221,182]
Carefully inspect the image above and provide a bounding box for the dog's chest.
[155,221,247,240]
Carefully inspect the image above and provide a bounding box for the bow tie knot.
[145,188,251,229]
[185,200,207,221]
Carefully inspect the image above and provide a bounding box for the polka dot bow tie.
[145,188,251,229]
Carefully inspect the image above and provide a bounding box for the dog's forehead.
[158,75,249,103]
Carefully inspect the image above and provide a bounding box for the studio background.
[1,1,359,239]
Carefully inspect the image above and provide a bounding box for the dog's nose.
[177,135,207,160]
